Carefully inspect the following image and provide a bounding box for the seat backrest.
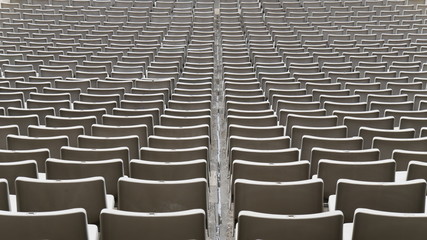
[153,124,209,138]
[7,134,69,159]
[407,160,427,181]
[100,208,206,240]
[130,159,207,181]
[0,208,90,240]
[46,158,123,197]
[0,160,37,195]
[102,114,154,135]
[78,135,138,172]
[335,179,426,222]
[230,147,300,170]
[373,136,427,159]
[148,135,210,149]
[228,124,284,138]
[359,127,415,149]
[16,176,107,224]
[0,178,9,211]
[0,125,19,149]
[0,149,49,173]
[301,136,363,160]
[140,146,208,162]
[344,116,395,137]
[28,125,84,148]
[234,178,324,222]
[0,114,39,135]
[291,125,347,148]
[236,210,343,240]
[46,115,97,135]
[286,114,338,136]
[393,150,427,171]
[118,177,207,213]
[318,159,396,199]
[352,208,427,240]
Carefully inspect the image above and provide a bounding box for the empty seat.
[16,176,112,225]
[118,177,207,214]
[344,116,395,137]
[46,116,96,135]
[7,135,68,159]
[301,136,364,161]
[0,115,39,135]
[61,146,129,175]
[310,147,381,176]
[100,209,206,240]
[236,211,343,240]
[330,179,426,223]
[373,137,427,159]
[0,208,98,240]
[234,179,324,222]
[130,159,207,181]
[140,146,209,162]
[78,135,140,162]
[46,158,124,198]
[317,159,396,200]
[349,208,427,240]
[359,127,416,149]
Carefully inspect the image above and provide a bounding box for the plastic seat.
[317,159,395,200]
[0,208,98,240]
[330,179,426,223]
[8,107,54,125]
[236,211,343,240]
[393,150,427,171]
[27,99,71,115]
[100,209,206,240]
[60,108,106,124]
[310,147,381,176]
[102,114,154,136]
[234,179,324,222]
[118,177,207,214]
[16,176,112,225]
[348,208,427,240]
[46,115,96,135]
[399,116,427,137]
[78,134,139,162]
[130,158,207,181]
[0,125,19,149]
[373,137,427,159]
[291,125,347,149]
[161,115,211,129]
[73,100,117,114]
[407,160,427,181]
[148,135,209,149]
[140,146,208,163]
[231,159,309,194]
[344,116,395,137]
[153,124,209,138]
[121,99,165,114]
[46,158,123,198]
[228,125,284,138]
[7,134,68,159]
[0,115,39,135]
[358,126,415,149]
[301,136,363,161]
[0,160,37,195]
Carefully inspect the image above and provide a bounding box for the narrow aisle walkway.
[210,1,230,239]
[212,2,232,239]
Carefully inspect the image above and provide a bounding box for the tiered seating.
[0,0,213,238]
[1,0,427,238]
[223,0,427,239]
